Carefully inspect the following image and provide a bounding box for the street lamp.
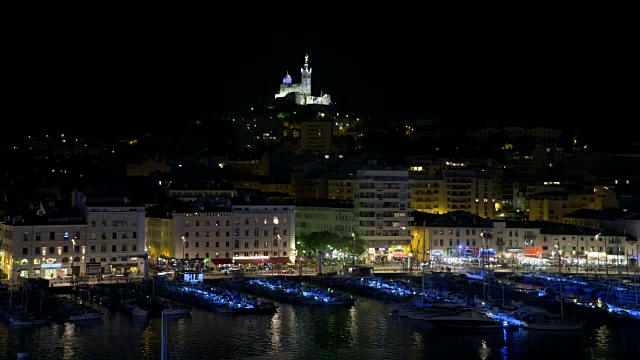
[480,232,486,270]
[595,233,601,269]
[181,236,186,270]
[71,238,77,284]
[574,236,579,279]
[276,234,281,274]
[555,243,562,273]
[351,232,356,268]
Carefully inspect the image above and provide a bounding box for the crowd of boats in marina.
[0,286,105,327]
[404,267,640,330]
[0,278,200,328]
[5,265,640,332]
[226,277,356,307]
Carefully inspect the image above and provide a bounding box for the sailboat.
[9,278,51,327]
[523,247,585,331]
[604,240,640,320]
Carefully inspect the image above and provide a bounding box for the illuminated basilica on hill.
[274,55,332,106]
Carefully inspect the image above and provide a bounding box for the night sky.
[5,4,637,139]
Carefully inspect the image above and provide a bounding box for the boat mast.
[631,242,640,307]
[558,242,564,321]
[616,236,622,303]
[421,221,426,307]
[161,312,166,360]
[9,271,14,309]
[575,236,579,281]
[481,231,488,301]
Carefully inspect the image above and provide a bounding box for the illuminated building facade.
[274,55,332,106]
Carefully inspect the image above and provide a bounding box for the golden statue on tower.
[305,54,309,63]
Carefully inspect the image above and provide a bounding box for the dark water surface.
[1,294,639,360]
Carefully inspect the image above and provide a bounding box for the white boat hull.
[525,319,585,330]
[162,308,191,316]
[133,307,149,317]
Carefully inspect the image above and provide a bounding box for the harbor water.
[2,291,640,360]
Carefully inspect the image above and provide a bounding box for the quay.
[4,262,637,291]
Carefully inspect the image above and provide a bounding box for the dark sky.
[5,4,637,138]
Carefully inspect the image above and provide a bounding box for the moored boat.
[161,301,192,316]
[523,314,585,330]
[68,308,103,322]
[10,314,51,327]
[217,299,278,315]
[133,306,149,317]
[426,310,502,329]
[401,301,470,320]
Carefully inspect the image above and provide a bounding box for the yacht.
[465,268,494,282]
[161,301,192,316]
[523,313,585,330]
[68,308,103,322]
[10,314,51,327]
[401,302,469,320]
[426,310,502,329]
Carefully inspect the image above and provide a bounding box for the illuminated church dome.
[274,55,331,106]
[282,72,292,84]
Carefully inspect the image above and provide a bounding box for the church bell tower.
[301,54,312,98]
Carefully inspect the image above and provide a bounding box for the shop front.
[85,261,101,276]
[41,262,62,279]
[373,249,390,263]
[431,250,444,262]
[108,257,141,276]
[447,248,461,260]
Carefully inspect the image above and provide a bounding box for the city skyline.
[5,5,636,138]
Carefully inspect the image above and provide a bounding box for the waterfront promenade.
[4,262,638,291]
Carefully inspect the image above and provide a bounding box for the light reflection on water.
[2,295,640,360]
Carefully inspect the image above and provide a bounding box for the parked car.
[246,266,258,272]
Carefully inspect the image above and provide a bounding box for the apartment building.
[83,199,146,276]
[353,168,414,263]
[295,200,354,238]
[0,212,87,280]
[1,194,146,280]
[327,178,354,201]
[146,196,296,268]
[411,175,444,214]
[230,202,296,266]
[415,212,626,267]
[528,190,602,222]
[300,121,333,155]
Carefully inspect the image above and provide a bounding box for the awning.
[263,257,292,264]
[393,253,409,258]
[232,258,266,264]
[209,258,233,265]
[208,257,292,264]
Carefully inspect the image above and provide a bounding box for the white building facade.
[161,203,296,268]
[0,197,147,281]
[84,202,147,276]
[354,168,414,263]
